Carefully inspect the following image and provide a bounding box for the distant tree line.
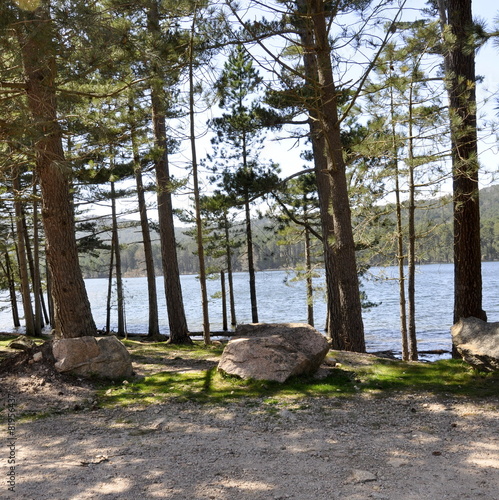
[77,184,499,279]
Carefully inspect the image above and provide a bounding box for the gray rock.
[52,336,133,379]
[8,336,37,351]
[349,469,377,484]
[218,323,329,383]
[32,351,43,362]
[451,317,499,372]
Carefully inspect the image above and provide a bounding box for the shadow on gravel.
[10,393,499,500]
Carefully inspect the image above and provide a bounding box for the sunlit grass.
[2,333,497,410]
[0,334,45,362]
[98,367,358,408]
[348,358,499,397]
[0,334,45,347]
[121,339,225,359]
[0,334,17,347]
[98,352,499,408]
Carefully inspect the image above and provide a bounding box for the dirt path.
[5,394,499,499]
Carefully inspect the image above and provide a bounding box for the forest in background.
[78,183,499,278]
[0,0,496,356]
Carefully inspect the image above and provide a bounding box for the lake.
[1,262,498,359]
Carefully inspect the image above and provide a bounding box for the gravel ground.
[3,390,499,499]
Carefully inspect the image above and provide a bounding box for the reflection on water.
[1,262,498,357]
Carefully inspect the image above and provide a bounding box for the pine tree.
[11,1,97,337]
[209,45,280,323]
[435,0,487,327]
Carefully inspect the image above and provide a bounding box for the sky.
[474,0,499,186]
[96,0,499,223]
[197,0,499,192]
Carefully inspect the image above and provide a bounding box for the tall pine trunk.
[32,184,46,333]
[298,0,365,351]
[389,72,409,361]
[13,168,35,335]
[304,216,314,327]
[21,194,42,335]
[106,235,115,334]
[221,271,228,331]
[188,10,211,344]
[224,215,237,327]
[438,0,486,328]
[16,3,96,338]
[245,195,259,323]
[110,181,125,336]
[147,2,190,345]
[2,252,20,328]
[131,121,160,339]
[407,83,418,361]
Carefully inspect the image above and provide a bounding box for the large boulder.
[52,336,133,379]
[218,323,330,383]
[451,317,499,372]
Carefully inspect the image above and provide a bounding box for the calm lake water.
[1,262,498,358]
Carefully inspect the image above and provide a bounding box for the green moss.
[121,339,224,359]
[345,358,499,397]
[97,352,498,409]
[0,335,13,347]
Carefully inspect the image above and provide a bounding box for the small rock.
[33,352,43,362]
[387,458,408,467]
[349,469,377,484]
[278,410,295,419]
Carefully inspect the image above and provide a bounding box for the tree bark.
[389,71,409,361]
[21,192,42,335]
[407,83,418,361]
[298,0,365,351]
[150,93,191,344]
[13,168,35,336]
[110,181,126,336]
[131,123,160,339]
[148,2,191,345]
[189,10,211,344]
[221,271,228,331]
[304,215,314,327]
[106,234,115,334]
[224,214,237,327]
[438,0,486,326]
[245,196,259,323]
[2,253,20,328]
[16,3,96,338]
[32,185,45,334]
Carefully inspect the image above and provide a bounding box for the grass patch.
[0,335,14,347]
[344,358,499,397]
[98,366,359,408]
[121,339,224,360]
[98,350,499,409]
[0,334,45,362]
